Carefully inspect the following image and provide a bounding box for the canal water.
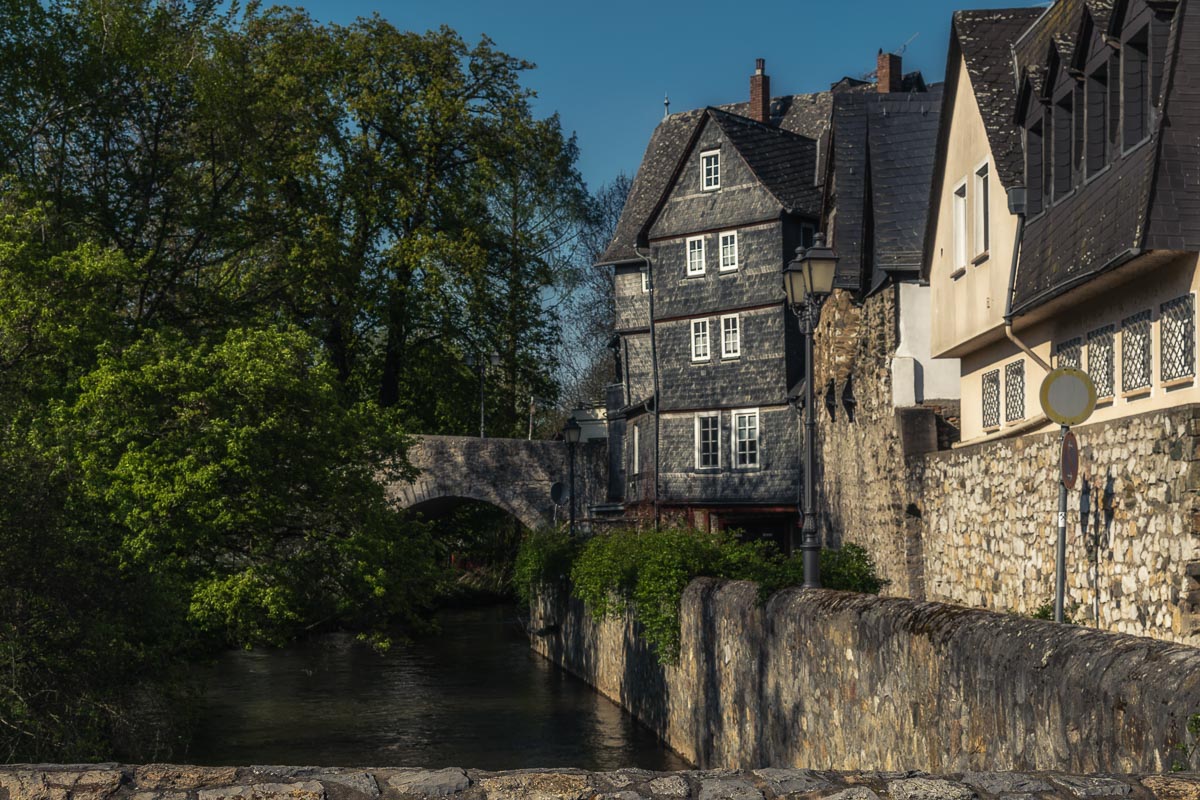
[186,605,689,771]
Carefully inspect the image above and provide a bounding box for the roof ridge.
[706,106,818,142]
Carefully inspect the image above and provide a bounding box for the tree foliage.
[0,0,596,762]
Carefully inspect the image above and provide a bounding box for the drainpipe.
[634,245,661,530]
[1003,187,1052,372]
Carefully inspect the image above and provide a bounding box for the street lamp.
[465,351,501,438]
[783,232,838,589]
[563,417,582,536]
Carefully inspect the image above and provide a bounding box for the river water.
[186,605,689,771]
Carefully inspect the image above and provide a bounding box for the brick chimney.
[877,49,902,94]
[750,58,770,122]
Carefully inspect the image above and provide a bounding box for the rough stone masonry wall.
[916,404,1200,644]
[9,764,1200,800]
[532,579,1200,774]
[811,288,924,597]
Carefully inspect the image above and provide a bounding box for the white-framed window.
[686,236,706,276]
[691,319,710,362]
[721,314,740,358]
[632,423,640,474]
[641,267,649,293]
[952,179,968,270]
[731,409,760,468]
[973,162,990,258]
[695,412,720,470]
[701,149,720,191]
[719,230,738,272]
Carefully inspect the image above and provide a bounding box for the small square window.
[1088,325,1115,397]
[691,319,710,362]
[721,314,740,358]
[732,410,759,468]
[695,413,720,470]
[701,150,720,191]
[982,369,1000,429]
[719,231,738,272]
[686,237,706,276]
[1161,294,1195,382]
[1005,360,1025,422]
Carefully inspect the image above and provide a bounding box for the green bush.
[567,527,886,664]
[512,528,579,606]
[1030,601,1077,624]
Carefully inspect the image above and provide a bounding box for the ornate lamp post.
[782,233,838,589]
[563,417,582,536]
[465,351,501,438]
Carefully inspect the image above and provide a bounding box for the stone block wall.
[812,288,926,597]
[915,404,1200,644]
[532,579,1200,774]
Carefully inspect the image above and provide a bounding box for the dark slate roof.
[707,108,821,215]
[1010,0,1199,315]
[955,7,1045,190]
[829,87,944,295]
[1086,0,1115,32]
[597,93,834,266]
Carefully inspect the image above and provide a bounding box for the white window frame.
[641,267,649,293]
[973,161,990,260]
[694,412,721,470]
[952,178,968,271]
[721,314,741,358]
[701,149,721,191]
[719,230,739,272]
[686,236,706,276]
[691,319,710,362]
[731,408,760,469]
[632,424,640,475]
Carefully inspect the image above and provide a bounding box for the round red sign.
[1062,432,1079,490]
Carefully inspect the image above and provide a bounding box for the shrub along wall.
[532,578,1200,773]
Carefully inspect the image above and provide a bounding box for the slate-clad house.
[929,0,1200,441]
[597,61,835,545]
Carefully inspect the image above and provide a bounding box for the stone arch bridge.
[385,435,607,530]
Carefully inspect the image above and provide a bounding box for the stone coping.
[3,765,1200,800]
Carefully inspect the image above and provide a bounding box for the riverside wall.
[532,579,1200,774]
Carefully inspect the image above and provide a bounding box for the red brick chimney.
[877,49,902,94]
[750,58,770,123]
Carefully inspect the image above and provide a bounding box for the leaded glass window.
[1056,337,1082,369]
[1122,311,1152,392]
[982,369,1001,429]
[1005,360,1025,422]
[1088,325,1115,397]
[1161,294,1195,382]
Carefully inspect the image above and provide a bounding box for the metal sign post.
[1039,367,1096,624]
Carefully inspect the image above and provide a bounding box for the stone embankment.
[6,765,1200,800]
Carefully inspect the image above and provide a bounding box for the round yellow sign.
[1039,367,1098,426]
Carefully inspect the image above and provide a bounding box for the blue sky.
[296,0,1048,194]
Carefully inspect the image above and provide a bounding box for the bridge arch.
[385,435,599,531]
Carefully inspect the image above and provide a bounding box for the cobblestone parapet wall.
[532,579,1200,774]
[8,764,1200,800]
[916,404,1200,643]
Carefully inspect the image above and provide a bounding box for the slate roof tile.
[597,93,834,266]
[707,108,821,216]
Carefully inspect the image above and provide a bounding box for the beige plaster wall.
[929,55,1020,360]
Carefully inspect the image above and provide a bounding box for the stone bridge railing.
[6,764,1198,800]
[385,435,607,530]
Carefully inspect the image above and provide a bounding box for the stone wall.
[915,404,1200,644]
[532,579,1200,773]
[8,764,1200,800]
[812,288,926,597]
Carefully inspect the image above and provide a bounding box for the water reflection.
[187,605,689,771]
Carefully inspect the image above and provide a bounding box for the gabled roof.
[596,93,835,267]
[921,7,1042,280]
[828,87,943,295]
[706,108,821,216]
[955,7,1045,190]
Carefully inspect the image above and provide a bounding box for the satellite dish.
[550,482,569,506]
